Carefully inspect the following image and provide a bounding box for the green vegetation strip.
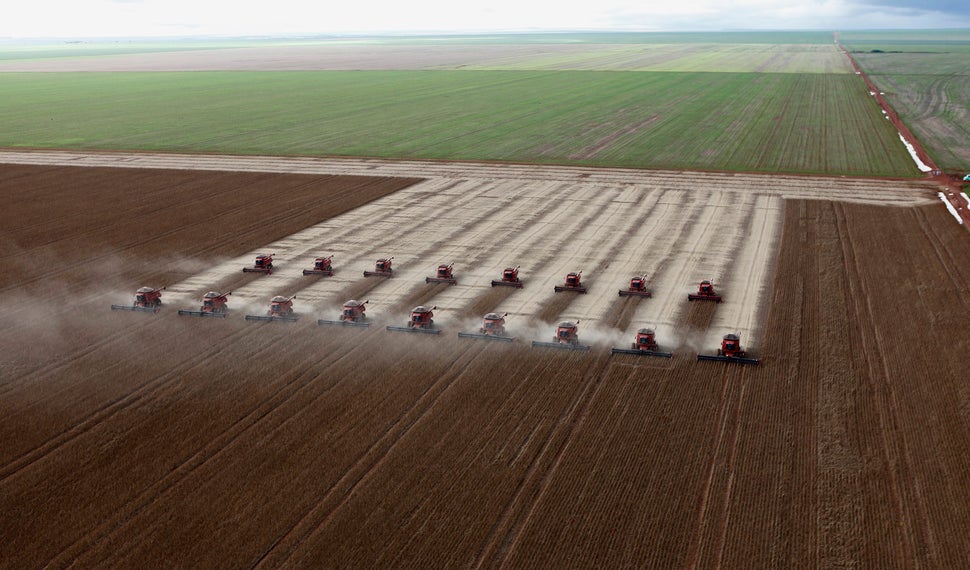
[0,70,916,176]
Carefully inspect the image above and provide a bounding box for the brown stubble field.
[1,158,969,568]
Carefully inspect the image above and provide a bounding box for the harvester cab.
[317,299,370,327]
[243,254,275,274]
[426,263,457,285]
[303,255,334,276]
[687,279,722,303]
[619,274,652,297]
[532,320,590,351]
[697,332,760,365]
[387,305,441,335]
[554,271,587,293]
[610,328,673,358]
[364,257,394,277]
[491,265,523,288]
[458,312,513,342]
[178,291,231,318]
[111,286,165,313]
[246,295,299,322]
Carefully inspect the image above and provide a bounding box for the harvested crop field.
[1,154,968,568]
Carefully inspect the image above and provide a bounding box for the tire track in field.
[473,351,612,568]
[46,323,387,567]
[249,341,488,569]
[0,323,259,481]
[835,202,929,566]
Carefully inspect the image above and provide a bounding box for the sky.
[3,0,969,38]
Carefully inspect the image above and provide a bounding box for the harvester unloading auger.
[491,265,523,288]
[554,271,587,294]
[611,328,672,358]
[178,291,231,318]
[243,253,275,274]
[111,286,165,313]
[458,312,514,342]
[386,305,441,335]
[532,320,590,351]
[426,263,457,285]
[697,332,760,365]
[303,255,334,276]
[318,299,370,328]
[364,257,394,278]
[619,275,652,298]
[246,295,299,323]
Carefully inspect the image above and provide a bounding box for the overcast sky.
[3,0,969,38]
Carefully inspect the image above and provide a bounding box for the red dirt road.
[1,163,969,567]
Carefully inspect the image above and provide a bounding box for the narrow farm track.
[2,158,969,568]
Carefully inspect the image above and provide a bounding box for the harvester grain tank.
[697,332,760,365]
[178,291,231,318]
[111,286,165,313]
[303,255,334,276]
[531,320,590,351]
[386,305,441,335]
[458,312,514,342]
[243,254,275,274]
[491,265,523,288]
[610,328,672,358]
[687,280,722,303]
[554,271,587,294]
[426,263,457,285]
[317,299,371,328]
[364,257,394,278]
[246,295,299,323]
[618,275,652,298]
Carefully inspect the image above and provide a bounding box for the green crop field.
[841,31,970,174]
[0,70,916,176]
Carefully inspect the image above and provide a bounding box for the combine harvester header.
[532,320,590,351]
[554,271,587,294]
[178,291,231,318]
[611,328,672,358]
[364,257,394,278]
[303,255,334,276]
[386,305,441,335]
[246,295,299,323]
[688,279,722,303]
[697,333,760,365]
[458,312,514,342]
[318,299,370,328]
[491,265,523,288]
[111,286,165,314]
[243,253,275,274]
[619,275,652,298]
[426,263,457,285]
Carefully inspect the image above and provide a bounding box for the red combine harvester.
[246,295,299,323]
[611,328,672,358]
[111,286,165,313]
[532,320,590,351]
[618,275,652,298]
[491,265,523,288]
[458,312,514,343]
[178,291,231,318]
[554,271,587,294]
[318,299,371,328]
[303,255,334,276]
[243,253,275,274]
[697,333,760,365]
[426,263,457,285]
[386,305,441,335]
[364,257,394,278]
[687,280,722,303]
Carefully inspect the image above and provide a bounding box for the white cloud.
[1,0,967,38]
